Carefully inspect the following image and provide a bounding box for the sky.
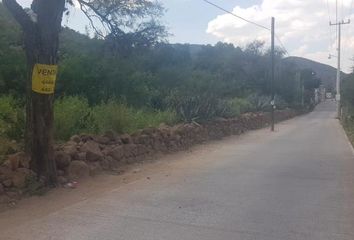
[16,0,354,73]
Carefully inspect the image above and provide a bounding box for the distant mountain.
[283,56,348,89]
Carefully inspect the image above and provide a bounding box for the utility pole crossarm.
[329,19,351,26]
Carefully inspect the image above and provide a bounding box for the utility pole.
[330,19,350,119]
[271,17,275,131]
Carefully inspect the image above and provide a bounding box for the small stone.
[94,136,110,145]
[89,163,102,176]
[0,183,4,195]
[108,146,124,161]
[68,161,89,180]
[104,130,117,141]
[63,143,78,158]
[120,134,132,144]
[86,151,103,162]
[12,168,32,189]
[55,151,71,170]
[58,176,68,185]
[7,152,30,169]
[70,135,81,143]
[81,141,103,162]
[6,153,20,171]
[56,170,64,177]
[77,152,86,161]
[0,166,12,182]
[123,144,138,158]
[3,179,12,188]
[80,134,93,142]
[6,191,21,200]
[100,159,110,170]
[0,195,10,204]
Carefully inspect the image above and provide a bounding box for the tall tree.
[3,0,165,185]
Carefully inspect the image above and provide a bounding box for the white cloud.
[207,0,354,73]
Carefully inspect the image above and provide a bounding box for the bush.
[343,116,354,145]
[0,95,24,140]
[92,101,134,134]
[92,100,177,134]
[54,96,97,141]
[130,109,177,131]
[166,92,228,122]
[54,97,177,140]
[247,94,289,112]
[0,137,20,164]
[223,98,253,118]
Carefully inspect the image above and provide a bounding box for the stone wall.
[0,108,305,200]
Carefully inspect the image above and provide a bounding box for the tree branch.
[3,0,34,30]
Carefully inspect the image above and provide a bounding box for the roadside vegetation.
[341,71,354,144]
[0,3,320,162]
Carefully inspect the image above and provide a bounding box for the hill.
[283,56,348,90]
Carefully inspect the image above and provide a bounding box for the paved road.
[2,101,354,240]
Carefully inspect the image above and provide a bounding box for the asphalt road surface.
[2,100,354,240]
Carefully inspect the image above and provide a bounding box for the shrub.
[92,101,134,134]
[130,109,177,131]
[54,96,97,141]
[0,95,178,143]
[0,137,20,164]
[92,100,177,134]
[223,98,254,118]
[0,95,24,140]
[166,92,228,122]
[247,94,289,112]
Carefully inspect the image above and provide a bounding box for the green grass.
[343,119,354,146]
[53,97,178,141]
[54,96,97,141]
[92,100,177,134]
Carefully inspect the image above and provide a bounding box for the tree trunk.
[4,0,65,186]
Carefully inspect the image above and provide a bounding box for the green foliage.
[342,73,354,146]
[24,175,48,196]
[247,94,272,111]
[0,2,322,144]
[71,0,167,55]
[54,96,97,141]
[0,3,26,96]
[223,98,254,118]
[53,96,177,140]
[92,101,134,134]
[0,136,20,164]
[92,100,177,134]
[342,74,354,114]
[166,91,228,122]
[0,95,24,140]
[0,95,23,160]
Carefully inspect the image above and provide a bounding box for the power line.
[326,0,332,22]
[335,0,338,47]
[202,0,270,31]
[275,35,289,56]
[326,0,335,52]
[202,0,289,55]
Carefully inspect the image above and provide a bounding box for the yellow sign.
[32,64,58,94]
